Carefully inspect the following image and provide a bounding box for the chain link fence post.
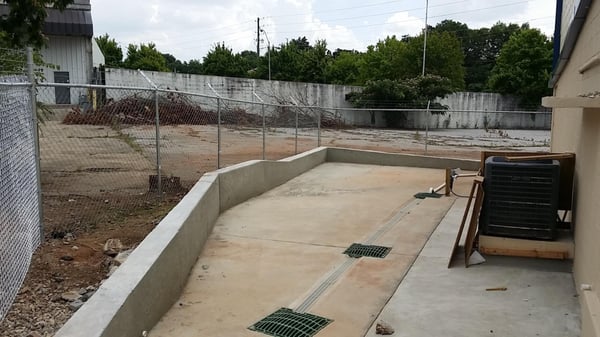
[26,47,43,237]
[289,97,299,155]
[217,97,221,169]
[425,100,430,155]
[317,109,321,147]
[252,91,266,160]
[154,89,162,199]
[262,103,266,160]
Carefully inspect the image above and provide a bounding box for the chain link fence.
[0,51,552,324]
[0,72,41,321]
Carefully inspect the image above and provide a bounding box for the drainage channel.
[248,198,423,337]
[293,198,422,314]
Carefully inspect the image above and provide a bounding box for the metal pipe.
[317,109,321,147]
[217,98,221,169]
[253,92,266,160]
[425,100,430,154]
[432,183,446,193]
[0,82,30,87]
[138,69,158,89]
[27,47,44,240]
[154,89,162,199]
[208,84,223,169]
[422,0,429,77]
[289,97,299,154]
[262,103,266,160]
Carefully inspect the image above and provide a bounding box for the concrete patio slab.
[365,198,581,337]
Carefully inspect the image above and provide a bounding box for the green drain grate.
[343,243,391,258]
[248,308,332,337]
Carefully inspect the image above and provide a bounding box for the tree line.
[97,20,552,108]
[0,0,552,110]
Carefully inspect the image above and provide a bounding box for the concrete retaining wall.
[54,147,482,337]
[326,147,481,171]
[218,147,327,213]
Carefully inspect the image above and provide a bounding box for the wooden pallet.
[479,233,574,260]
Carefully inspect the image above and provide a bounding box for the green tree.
[325,50,362,85]
[347,75,453,127]
[469,22,524,91]
[162,53,185,72]
[123,43,168,72]
[257,39,303,81]
[403,31,465,89]
[237,50,259,78]
[298,40,331,83]
[185,59,203,74]
[95,34,122,67]
[488,28,552,108]
[0,0,73,48]
[357,36,407,83]
[202,43,245,77]
[432,20,523,91]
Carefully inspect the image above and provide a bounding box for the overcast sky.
[90,0,556,62]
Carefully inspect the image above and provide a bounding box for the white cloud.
[90,0,556,61]
[385,12,425,39]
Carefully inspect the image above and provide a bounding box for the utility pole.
[256,17,260,56]
[421,0,429,77]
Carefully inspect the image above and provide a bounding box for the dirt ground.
[0,120,550,337]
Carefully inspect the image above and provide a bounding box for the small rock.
[18,286,31,295]
[103,238,123,257]
[60,255,74,261]
[61,290,81,302]
[112,249,133,266]
[104,199,109,204]
[376,321,395,335]
[81,290,96,302]
[86,285,97,292]
[78,288,88,295]
[71,245,79,250]
[202,264,209,270]
[107,265,119,277]
[69,299,84,311]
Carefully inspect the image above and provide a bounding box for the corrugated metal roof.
[44,8,93,37]
[0,5,93,37]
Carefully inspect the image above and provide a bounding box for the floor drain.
[343,243,391,258]
[249,308,332,337]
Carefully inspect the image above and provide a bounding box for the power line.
[276,0,535,35]
[272,0,469,27]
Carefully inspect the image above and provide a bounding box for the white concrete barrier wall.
[103,69,547,129]
[402,110,552,130]
[53,147,481,337]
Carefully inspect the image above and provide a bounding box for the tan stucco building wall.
[550,1,600,336]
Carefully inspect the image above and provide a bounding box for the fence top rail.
[38,82,154,92]
[36,81,551,114]
[0,82,30,87]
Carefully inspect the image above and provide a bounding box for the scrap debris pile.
[63,92,346,128]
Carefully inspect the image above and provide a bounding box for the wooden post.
[445,168,452,196]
